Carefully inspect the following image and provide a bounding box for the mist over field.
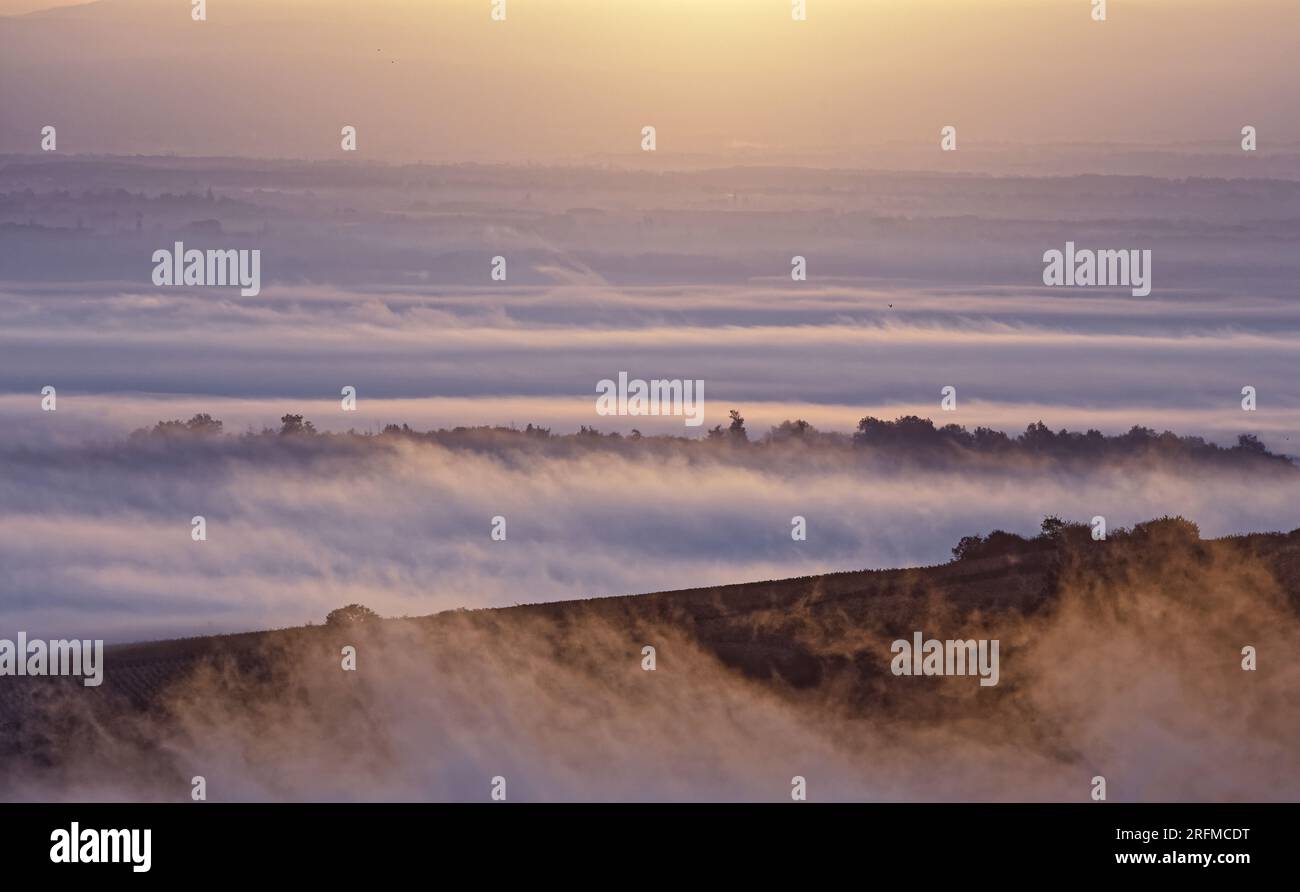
[1,155,1298,643]
[7,519,1299,802]
[0,422,1293,642]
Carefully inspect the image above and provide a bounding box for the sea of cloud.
[1,427,1296,642]
[2,274,1298,640]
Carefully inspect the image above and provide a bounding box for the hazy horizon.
[4,0,1300,165]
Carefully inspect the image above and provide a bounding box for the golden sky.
[1,0,1297,160]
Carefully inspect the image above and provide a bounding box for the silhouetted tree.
[854,415,945,450]
[325,604,379,627]
[951,535,986,561]
[1130,515,1200,542]
[951,530,1032,561]
[972,426,1012,450]
[769,419,814,441]
[1122,425,1157,443]
[280,414,317,436]
[938,423,974,448]
[728,409,748,443]
[1020,421,1057,451]
[1237,433,1267,453]
[1039,515,1067,539]
[185,413,223,435]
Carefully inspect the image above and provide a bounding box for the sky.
[2,0,1299,161]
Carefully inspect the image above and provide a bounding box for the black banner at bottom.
[1,803,1285,879]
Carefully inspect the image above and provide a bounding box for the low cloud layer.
[1,430,1296,642]
[2,160,1297,641]
[3,280,1298,449]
